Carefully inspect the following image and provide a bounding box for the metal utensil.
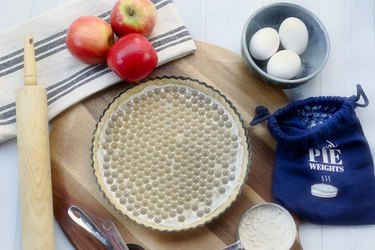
[68,206,145,250]
[68,206,113,249]
[221,203,297,250]
[102,219,129,250]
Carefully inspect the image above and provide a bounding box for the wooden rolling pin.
[16,35,55,250]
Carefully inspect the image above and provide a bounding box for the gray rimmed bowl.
[241,3,330,88]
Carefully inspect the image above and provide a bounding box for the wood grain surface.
[50,41,298,249]
[16,35,55,250]
[16,87,55,250]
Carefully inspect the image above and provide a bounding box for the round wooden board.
[50,41,300,249]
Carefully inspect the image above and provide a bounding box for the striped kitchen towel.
[0,0,196,143]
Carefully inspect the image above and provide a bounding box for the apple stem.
[128,7,135,17]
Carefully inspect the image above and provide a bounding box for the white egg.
[249,27,280,60]
[267,50,301,80]
[279,17,309,55]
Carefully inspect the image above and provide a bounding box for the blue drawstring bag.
[250,85,375,225]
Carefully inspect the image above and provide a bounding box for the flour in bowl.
[238,203,296,250]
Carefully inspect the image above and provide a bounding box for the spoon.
[101,219,129,250]
[67,206,145,250]
[68,206,113,249]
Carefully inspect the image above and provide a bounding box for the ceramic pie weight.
[92,76,251,231]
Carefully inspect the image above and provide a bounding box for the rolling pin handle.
[24,34,37,86]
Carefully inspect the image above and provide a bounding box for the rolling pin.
[16,35,55,250]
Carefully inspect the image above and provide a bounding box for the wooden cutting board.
[50,41,300,249]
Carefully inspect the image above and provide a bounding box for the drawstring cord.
[250,105,271,125]
[250,84,368,125]
[353,84,369,108]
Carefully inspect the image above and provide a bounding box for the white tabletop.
[1,0,375,249]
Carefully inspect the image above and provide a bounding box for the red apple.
[107,33,158,82]
[110,0,157,38]
[66,16,114,64]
